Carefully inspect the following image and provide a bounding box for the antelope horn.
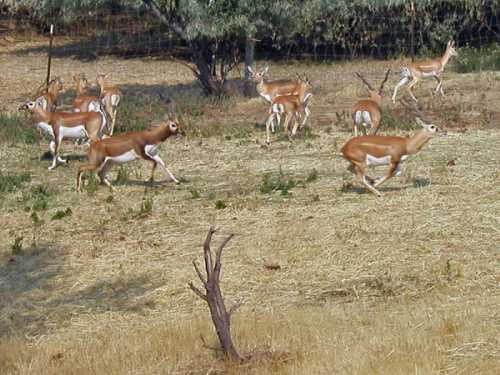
[378,69,391,95]
[354,72,374,91]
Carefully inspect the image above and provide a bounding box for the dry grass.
[0,36,499,374]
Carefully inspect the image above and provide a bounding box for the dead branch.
[188,227,242,360]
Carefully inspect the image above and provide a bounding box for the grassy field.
[0,35,499,374]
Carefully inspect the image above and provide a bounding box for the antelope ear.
[247,66,254,74]
[261,65,269,74]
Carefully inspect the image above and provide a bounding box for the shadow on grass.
[0,243,162,338]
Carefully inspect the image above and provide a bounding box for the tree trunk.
[244,36,256,97]
[188,227,242,360]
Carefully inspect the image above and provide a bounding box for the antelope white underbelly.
[421,71,438,78]
[105,150,138,164]
[366,154,409,166]
[59,125,88,139]
[36,122,54,138]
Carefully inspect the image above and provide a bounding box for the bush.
[455,44,500,73]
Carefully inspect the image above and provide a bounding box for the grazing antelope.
[76,120,180,192]
[392,40,458,103]
[20,99,106,170]
[36,77,64,112]
[264,75,313,144]
[352,69,391,136]
[341,111,445,197]
[248,65,310,130]
[97,73,122,136]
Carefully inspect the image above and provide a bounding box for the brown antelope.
[352,69,391,136]
[73,73,110,135]
[73,73,99,112]
[36,77,64,112]
[247,65,310,130]
[264,75,313,144]
[20,98,106,170]
[76,120,180,192]
[392,40,458,103]
[341,110,445,197]
[97,73,122,136]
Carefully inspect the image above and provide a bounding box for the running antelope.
[264,75,313,144]
[20,98,106,170]
[248,65,309,129]
[341,112,445,197]
[392,40,458,103]
[97,73,122,136]
[76,120,180,192]
[352,69,391,136]
[36,77,64,112]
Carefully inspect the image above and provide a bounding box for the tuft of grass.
[189,188,201,199]
[51,208,72,221]
[260,168,298,196]
[0,172,31,195]
[455,43,500,73]
[306,168,319,183]
[21,184,52,212]
[115,166,130,184]
[85,173,99,196]
[215,199,227,209]
[10,236,24,255]
[139,195,154,216]
[0,112,38,144]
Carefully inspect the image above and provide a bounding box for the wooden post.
[46,24,54,88]
[410,1,415,62]
[244,35,256,97]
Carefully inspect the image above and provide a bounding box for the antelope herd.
[18,41,457,197]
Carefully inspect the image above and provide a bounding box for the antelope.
[341,109,445,197]
[73,73,100,112]
[20,98,106,170]
[392,40,458,103]
[97,73,122,136]
[248,65,310,130]
[352,69,391,136]
[264,75,313,144]
[72,73,110,135]
[36,77,64,112]
[76,120,180,192]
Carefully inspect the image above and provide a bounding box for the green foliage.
[214,199,227,210]
[189,188,200,199]
[85,172,99,196]
[0,172,31,195]
[260,167,298,196]
[0,112,37,144]
[455,43,500,73]
[51,207,72,220]
[115,165,130,184]
[22,184,52,211]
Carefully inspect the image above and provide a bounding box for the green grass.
[0,112,38,144]
[455,43,500,73]
[0,172,31,195]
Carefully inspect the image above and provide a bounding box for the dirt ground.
[0,35,499,374]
